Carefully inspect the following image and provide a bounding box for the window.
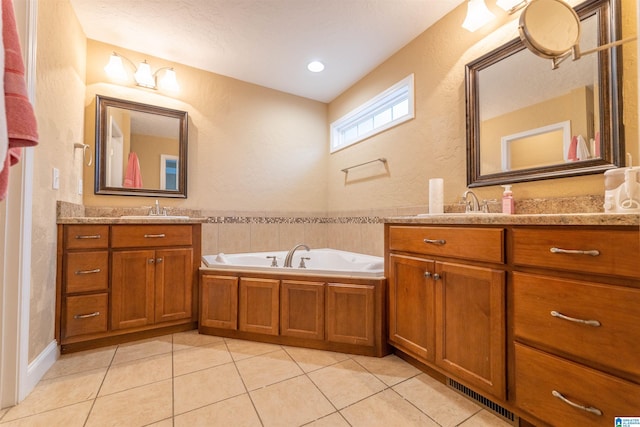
[330,74,414,153]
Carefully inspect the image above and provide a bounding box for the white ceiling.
[69,0,464,103]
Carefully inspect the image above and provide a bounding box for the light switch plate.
[52,167,59,190]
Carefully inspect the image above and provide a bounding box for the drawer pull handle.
[550,247,600,256]
[75,234,101,240]
[75,268,101,275]
[144,233,166,238]
[550,311,601,327]
[73,311,100,319]
[551,390,602,416]
[423,238,446,245]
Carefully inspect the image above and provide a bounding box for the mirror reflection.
[95,95,188,198]
[466,0,624,187]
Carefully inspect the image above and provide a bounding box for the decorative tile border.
[205,216,382,224]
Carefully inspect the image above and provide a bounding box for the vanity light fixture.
[307,60,325,72]
[463,0,530,31]
[104,52,179,91]
[462,0,496,32]
[496,0,528,13]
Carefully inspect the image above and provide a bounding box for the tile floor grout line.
[224,337,266,427]
[171,333,176,427]
[386,384,443,427]
[82,342,119,427]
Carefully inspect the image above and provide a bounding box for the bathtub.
[201,248,384,278]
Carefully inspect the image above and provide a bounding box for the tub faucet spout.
[284,244,310,267]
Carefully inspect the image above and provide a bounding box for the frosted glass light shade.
[104,53,127,81]
[134,61,156,88]
[160,68,179,91]
[462,0,495,32]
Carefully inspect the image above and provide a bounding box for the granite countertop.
[383,212,640,226]
[57,216,208,224]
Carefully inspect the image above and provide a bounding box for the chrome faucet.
[462,190,481,213]
[284,243,310,267]
[150,199,167,216]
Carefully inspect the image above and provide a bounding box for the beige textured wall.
[30,0,87,361]
[327,0,638,210]
[83,40,329,212]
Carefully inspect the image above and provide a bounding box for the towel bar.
[74,143,93,166]
[341,158,387,173]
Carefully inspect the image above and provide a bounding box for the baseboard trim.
[22,340,58,400]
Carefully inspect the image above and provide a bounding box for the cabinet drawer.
[513,272,640,381]
[514,343,640,427]
[512,228,639,278]
[64,294,108,338]
[111,225,192,248]
[64,225,109,249]
[388,226,504,263]
[65,251,109,293]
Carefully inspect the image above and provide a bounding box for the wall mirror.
[95,95,188,197]
[465,0,624,187]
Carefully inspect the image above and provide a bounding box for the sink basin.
[120,215,190,220]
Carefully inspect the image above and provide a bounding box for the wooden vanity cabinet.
[386,225,506,400]
[199,272,387,357]
[511,226,640,427]
[57,223,201,352]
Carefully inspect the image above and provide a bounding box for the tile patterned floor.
[0,331,512,426]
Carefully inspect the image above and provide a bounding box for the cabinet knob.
[148,258,155,264]
[433,273,441,280]
[424,271,432,278]
[156,258,163,263]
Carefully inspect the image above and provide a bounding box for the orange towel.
[0,0,39,201]
[123,152,143,188]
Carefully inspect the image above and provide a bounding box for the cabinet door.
[434,261,505,399]
[281,280,324,340]
[111,250,156,330]
[388,254,435,361]
[239,277,280,335]
[326,283,375,346]
[155,248,194,323]
[200,275,239,329]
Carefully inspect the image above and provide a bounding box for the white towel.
[576,135,590,160]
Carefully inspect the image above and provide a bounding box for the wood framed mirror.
[465,0,624,187]
[94,95,188,198]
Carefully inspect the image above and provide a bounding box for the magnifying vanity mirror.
[466,0,624,187]
[94,95,188,198]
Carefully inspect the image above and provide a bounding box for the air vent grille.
[446,378,518,425]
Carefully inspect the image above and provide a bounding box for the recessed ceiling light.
[307,61,325,72]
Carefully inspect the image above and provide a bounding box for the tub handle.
[266,256,278,267]
[299,257,310,269]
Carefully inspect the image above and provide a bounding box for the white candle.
[429,178,444,214]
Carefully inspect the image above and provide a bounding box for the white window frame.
[330,74,415,153]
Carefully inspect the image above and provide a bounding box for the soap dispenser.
[501,185,514,214]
